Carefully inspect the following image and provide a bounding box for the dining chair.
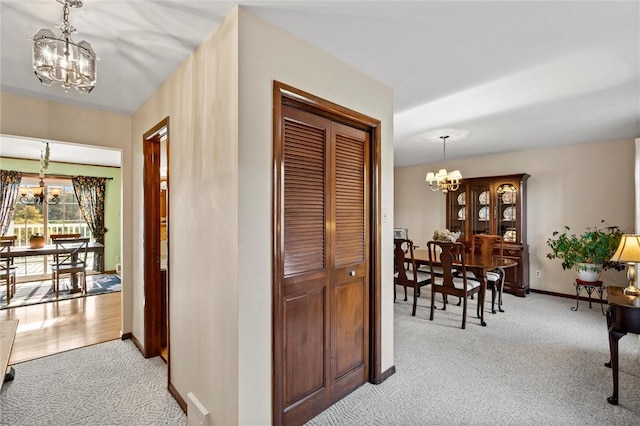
[427,240,482,329]
[394,238,431,316]
[50,233,81,242]
[0,240,17,304]
[471,234,505,313]
[51,237,90,297]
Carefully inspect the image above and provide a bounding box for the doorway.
[142,117,170,363]
[272,83,382,425]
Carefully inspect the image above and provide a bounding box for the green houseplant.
[546,221,624,281]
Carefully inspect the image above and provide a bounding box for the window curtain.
[72,176,107,271]
[0,170,22,236]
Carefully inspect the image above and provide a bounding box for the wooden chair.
[427,240,482,329]
[394,238,431,316]
[51,237,90,297]
[0,240,17,304]
[471,234,505,314]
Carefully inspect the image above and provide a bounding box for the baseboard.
[372,365,396,384]
[129,334,145,355]
[169,382,187,413]
[121,332,132,340]
[529,288,608,304]
[102,269,117,274]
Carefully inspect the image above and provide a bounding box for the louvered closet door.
[279,105,370,425]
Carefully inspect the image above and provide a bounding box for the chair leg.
[461,293,468,329]
[411,284,418,316]
[404,286,407,302]
[491,283,497,314]
[393,283,396,302]
[82,272,87,294]
[429,287,436,321]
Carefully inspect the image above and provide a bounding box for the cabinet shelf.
[446,173,530,296]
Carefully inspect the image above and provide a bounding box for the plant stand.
[572,279,605,315]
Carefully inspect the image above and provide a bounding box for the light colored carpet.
[0,339,186,426]
[2,290,640,425]
[307,289,640,425]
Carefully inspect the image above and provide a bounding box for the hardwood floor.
[0,292,121,364]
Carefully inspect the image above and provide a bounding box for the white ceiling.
[1,1,638,167]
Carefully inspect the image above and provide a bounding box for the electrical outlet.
[535,270,541,278]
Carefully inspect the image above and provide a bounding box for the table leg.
[479,276,486,327]
[605,307,625,405]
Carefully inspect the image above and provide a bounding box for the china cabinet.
[446,173,530,296]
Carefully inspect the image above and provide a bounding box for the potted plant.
[29,232,46,249]
[546,221,625,281]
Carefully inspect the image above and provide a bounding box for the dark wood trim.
[168,382,187,413]
[129,333,144,354]
[529,288,608,304]
[142,117,169,360]
[19,172,114,180]
[120,332,132,340]
[373,365,396,385]
[272,81,383,425]
[0,156,122,169]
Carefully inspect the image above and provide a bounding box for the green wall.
[0,157,122,271]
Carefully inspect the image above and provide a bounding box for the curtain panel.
[0,170,22,236]
[72,176,107,271]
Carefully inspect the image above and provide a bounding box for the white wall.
[0,92,133,334]
[395,138,635,296]
[132,6,394,425]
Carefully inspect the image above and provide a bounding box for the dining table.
[411,248,517,326]
[1,242,105,293]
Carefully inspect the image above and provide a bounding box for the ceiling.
[1,1,638,167]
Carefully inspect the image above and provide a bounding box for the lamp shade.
[448,170,462,180]
[610,234,640,262]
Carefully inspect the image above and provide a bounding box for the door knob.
[349,270,356,277]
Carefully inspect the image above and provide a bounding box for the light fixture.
[19,142,61,206]
[32,0,96,93]
[610,235,640,296]
[19,178,61,206]
[425,135,463,193]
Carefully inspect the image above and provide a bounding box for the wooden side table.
[572,279,605,315]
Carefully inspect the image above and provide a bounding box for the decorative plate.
[503,206,516,221]
[502,190,516,204]
[479,191,489,205]
[504,230,516,242]
[478,206,490,221]
[457,207,466,220]
[457,192,465,205]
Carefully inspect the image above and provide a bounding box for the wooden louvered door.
[275,105,370,425]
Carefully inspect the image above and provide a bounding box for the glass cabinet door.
[470,182,491,236]
[496,182,518,243]
[447,187,466,240]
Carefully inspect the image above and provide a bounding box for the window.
[10,176,93,279]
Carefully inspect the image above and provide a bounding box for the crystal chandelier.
[425,135,462,193]
[32,0,97,93]
[19,143,61,206]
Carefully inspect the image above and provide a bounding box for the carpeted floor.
[0,274,121,309]
[2,289,640,425]
[0,340,186,426]
[307,289,640,425]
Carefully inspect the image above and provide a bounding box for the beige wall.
[395,138,635,296]
[0,92,133,334]
[132,6,394,425]
[131,10,240,426]
[237,8,394,425]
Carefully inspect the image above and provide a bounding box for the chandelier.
[425,135,463,193]
[19,178,61,206]
[19,142,61,206]
[32,0,97,93]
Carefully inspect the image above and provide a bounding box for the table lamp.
[610,234,640,296]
